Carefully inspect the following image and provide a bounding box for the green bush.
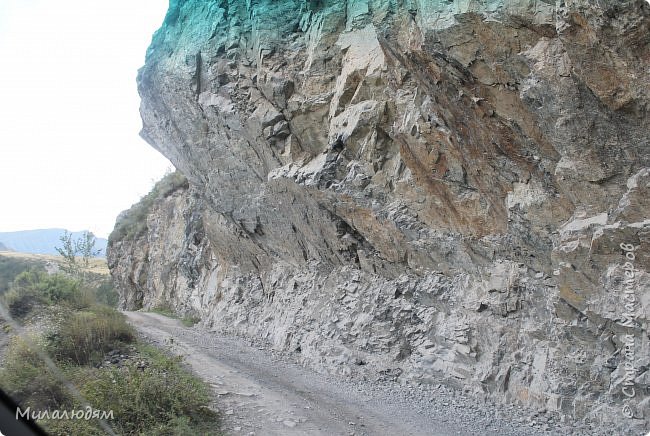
[49,306,135,366]
[0,255,45,295]
[4,286,47,319]
[3,270,90,318]
[93,279,120,307]
[2,270,121,319]
[9,270,81,303]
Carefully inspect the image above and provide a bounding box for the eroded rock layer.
[108,0,650,431]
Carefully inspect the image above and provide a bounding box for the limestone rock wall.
[108,0,650,431]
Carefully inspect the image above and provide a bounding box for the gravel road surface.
[125,311,599,436]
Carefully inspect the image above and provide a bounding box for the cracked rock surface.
[108,1,650,433]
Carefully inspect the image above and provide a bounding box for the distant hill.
[0,229,108,257]
[0,242,10,251]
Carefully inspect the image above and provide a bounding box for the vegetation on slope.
[3,270,118,318]
[109,171,189,243]
[0,257,220,435]
[0,254,46,295]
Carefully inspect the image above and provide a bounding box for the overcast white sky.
[0,0,171,238]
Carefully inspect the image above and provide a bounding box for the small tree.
[55,231,101,278]
[76,231,101,269]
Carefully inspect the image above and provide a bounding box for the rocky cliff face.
[108,0,650,431]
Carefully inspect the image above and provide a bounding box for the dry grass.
[0,251,109,276]
[50,306,135,365]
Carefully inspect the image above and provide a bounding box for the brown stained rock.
[109,1,650,433]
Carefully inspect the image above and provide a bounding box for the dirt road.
[125,311,553,436]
